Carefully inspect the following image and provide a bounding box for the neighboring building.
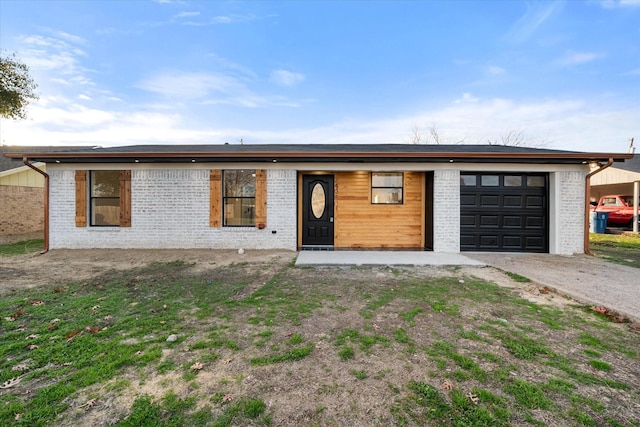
[590,154,640,201]
[3,144,632,254]
[0,146,89,244]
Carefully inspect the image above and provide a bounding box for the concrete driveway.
[466,253,640,323]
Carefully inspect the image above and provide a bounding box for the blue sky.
[0,0,638,152]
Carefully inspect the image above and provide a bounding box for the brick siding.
[49,168,297,250]
[433,169,460,252]
[0,185,44,244]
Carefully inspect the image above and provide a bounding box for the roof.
[0,145,93,172]
[2,143,633,165]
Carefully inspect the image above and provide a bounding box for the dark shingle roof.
[2,143,633,165]
[0,145,93,172]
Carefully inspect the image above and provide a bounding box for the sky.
[0,0,638,153]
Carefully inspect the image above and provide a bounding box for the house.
[0,146,89,244]
[3,144,632,254]
[590,153,639,201]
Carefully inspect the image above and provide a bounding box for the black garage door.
[460,173,548,252]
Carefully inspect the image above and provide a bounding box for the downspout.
[584,158,613,255]
[22,156,49,254]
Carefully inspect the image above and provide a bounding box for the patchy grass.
[0,258,639,426]
[0,239,44,257]
[590,233,640,268]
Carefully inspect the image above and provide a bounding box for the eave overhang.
[3,146,633,165]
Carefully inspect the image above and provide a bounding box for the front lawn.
[1,259,638,426]
[590,232,640,268]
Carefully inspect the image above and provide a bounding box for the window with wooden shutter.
[210,170,222,227]
[75,170,87,227]
[85,170,131,227]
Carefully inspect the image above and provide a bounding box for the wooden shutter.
[75,170,87,227]
[119,170,132,227]
[210,170,222,227]
[255,169,267,228]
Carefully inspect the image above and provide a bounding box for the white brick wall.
[553,170,587,255]
[48,164,588,254]
[49,168,297,250]
[433,169,460,252]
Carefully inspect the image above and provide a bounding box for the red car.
[592,195,640,227]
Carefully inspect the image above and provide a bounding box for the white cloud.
[175,11,200,18]
[557,51,602,66]
[138,71,246,99]
[78,94,92,101]
[270,69,305,87]
[504,1,564,43]
[3,93,637,153]
[600,0,640,8]
[486,65,506,76]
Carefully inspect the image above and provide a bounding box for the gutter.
[584,158,613,255]
[22,156,49,254]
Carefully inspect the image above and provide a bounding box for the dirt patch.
[0,249,296,293]
[1,250,639,426]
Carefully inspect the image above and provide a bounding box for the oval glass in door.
[311,183,326,219]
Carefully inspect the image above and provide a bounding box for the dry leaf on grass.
[10,308,25,319]
[79,398,98,410]
[29,299,45,306]
[191,362,204,370]
[25,334,39,340]
[466,392,479,405]
[12,363,30,372]
[25,344,39,351]
[441,380,454,391]
[85,326,100,334]
[222,394,234,403]
[0,377,22,389]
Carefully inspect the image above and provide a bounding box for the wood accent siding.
[255,169,267,228]
[334,171,425,248]
[119,170,132,227]
[75,170,87,227]
[209,170,222,227]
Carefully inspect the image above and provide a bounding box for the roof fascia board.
[4,151,632,162]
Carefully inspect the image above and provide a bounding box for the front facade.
[5,144,631,255]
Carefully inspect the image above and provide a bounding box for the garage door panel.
[460,173,548,253]
[480,195,499,207]
[526,195,544,208]
[504,195,524,207]
[503,216,522,227]
[460,195,476,206]
[460,215,476,226]
[480,215,499,227]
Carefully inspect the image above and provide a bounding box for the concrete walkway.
[467,253,640,323]
[295,251,486,267]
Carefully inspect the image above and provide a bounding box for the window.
[90,171,121,226]
[460,175,477,186]
[223,170,256,226]
[371,172,403,204]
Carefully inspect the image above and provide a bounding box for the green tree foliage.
[0,53,38,120]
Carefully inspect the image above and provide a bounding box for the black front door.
[302,175,334,247]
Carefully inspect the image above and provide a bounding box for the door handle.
[330,217,334,223]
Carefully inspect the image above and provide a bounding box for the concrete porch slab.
[295,251,486,267]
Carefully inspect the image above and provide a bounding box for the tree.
[408,123,466,145]
[486,129,548,148]
[0,53,38,120]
